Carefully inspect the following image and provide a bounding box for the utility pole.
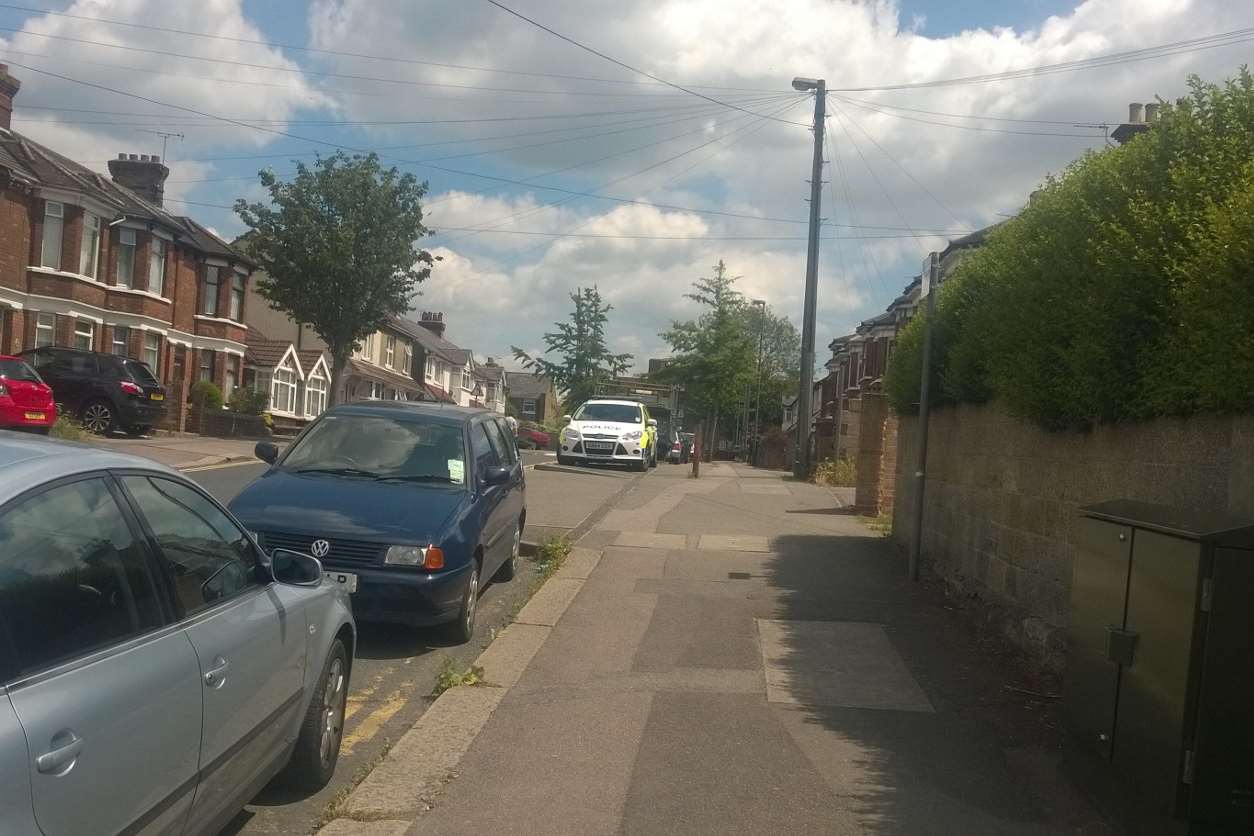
[750,299,767,466]
[792,77,825,480]
[907,252,940,582]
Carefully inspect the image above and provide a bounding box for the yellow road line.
[343,666,394,722]
[340,686,411,755]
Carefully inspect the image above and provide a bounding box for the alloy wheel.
[319,656,346,767]
[465,566,480,634]
[83,403,112,434]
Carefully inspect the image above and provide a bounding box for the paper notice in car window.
[448,460,464,484]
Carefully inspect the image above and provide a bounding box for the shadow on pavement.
[762,532,1120,836]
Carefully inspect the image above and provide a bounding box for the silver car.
[0,433,355,836]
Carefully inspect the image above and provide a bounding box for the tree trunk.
[708,413,719,462]
[329,352,350,407]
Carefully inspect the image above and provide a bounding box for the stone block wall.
[892,403,1254,672]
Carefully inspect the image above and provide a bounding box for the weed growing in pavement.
[531,535,572,581]
[814,457,856,487]
[864,511,893,538]
[49,415,89,441]
[316,737,394,829]
[432,656,485,696]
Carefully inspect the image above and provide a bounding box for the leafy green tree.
[512,286,632,410]
[744,305,801,431]
[235,152,434,404]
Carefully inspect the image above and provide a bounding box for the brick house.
[406,311,504,411]
[505,371,560,424]
[0,64,253,431]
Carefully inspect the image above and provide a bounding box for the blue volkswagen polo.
[228,401,526,643]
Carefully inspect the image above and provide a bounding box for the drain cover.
[728,571,752,580]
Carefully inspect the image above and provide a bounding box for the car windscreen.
[280,414,468,485]
[0,359,40,382]
[123,360,160,386]
[573,403,641,423]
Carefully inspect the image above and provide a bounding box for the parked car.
[0,356,55,434]
[679,432,695,463]
[19,346,166,436]
[230,402,526,643]
[515,420,551,449]
[659,427,681,463]
[557,398,657,471]
[0,434,354,836]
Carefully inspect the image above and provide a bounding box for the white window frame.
[199,349,213,382]
[73,319,94,351]
[229,275,244,321]
[202,265,220,316]
[384,335,396,369]
[522,398,537,418]
[461,368,472,391]
[116,228,136,288]
[149,237,166,297]
[34,312,55,348]
[271,358,299,415]
[368,381,384,400]
[305,369,328,417]
[143,332,160,369]
[359,332,376,362]
[80,212,101,279]
[425,357,435,380]
[401,342,412,376]
[111,325,129,356]
[224,362,237,402]
[41,201,63,269]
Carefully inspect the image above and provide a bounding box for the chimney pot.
[1145,102,1160,123]
[117,153,127,160]
[128,153,138,161]
[108,152,171,207]
[1128,102,1145,124]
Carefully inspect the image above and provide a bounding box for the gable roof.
[391,316,471,365]
[297,350,329,378]
[245,333,296,370]
[506,372,552,398]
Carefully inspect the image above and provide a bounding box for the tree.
[235,152,434,404]
[512,286,632,409]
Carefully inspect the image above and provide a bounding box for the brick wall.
[892,402,1254,672]
[853,392,888,514]
[0,189,31,291]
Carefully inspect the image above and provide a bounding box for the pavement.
[316,463,1121,836]
[86,432,262,470]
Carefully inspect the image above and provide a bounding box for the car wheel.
[631,453,647,472]
[447,559,480,644]
[557,454,572,466]
[282,638,348,790]
[80,400,115,435]
[496,521,522,581]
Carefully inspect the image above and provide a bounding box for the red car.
[0,355,56,434]
[516,422,552,449]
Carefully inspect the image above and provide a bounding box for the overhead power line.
[484,0,811,127]
[831,95,1106,126]
[829,94,1109,138]
[0,1,780,92]
[425,226,954,241]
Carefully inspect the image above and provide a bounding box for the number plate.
[24,412,45,420]
[323,571,358,593]
[149,393,165,401]
[584,441,614,454]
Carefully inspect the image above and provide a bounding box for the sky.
[2,0,1251,370]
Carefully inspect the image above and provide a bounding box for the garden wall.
[892,403,1254,671]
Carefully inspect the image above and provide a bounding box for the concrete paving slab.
[756,619,934,712]
[346,686,506,820]
[613,531,687,549]
[317,820,411,836]
[739,482,792,495]
[555,546,601,579]
[698,534,772,552]
[475,623,551,688]
[584,668,763,693]
[513,577,584,627]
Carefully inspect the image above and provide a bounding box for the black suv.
[20,347,167,436]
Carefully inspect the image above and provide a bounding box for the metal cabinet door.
[1063,516,1132,760]
[1117,530,1200,815]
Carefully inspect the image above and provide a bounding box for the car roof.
[328,400,503,424]
[0,431,181,507]
[580,399,644,407]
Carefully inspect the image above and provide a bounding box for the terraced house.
[0,64,253,431]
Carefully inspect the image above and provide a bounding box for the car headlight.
[622,430,643,441]
[562,427,581,441]
[385,544,445,569]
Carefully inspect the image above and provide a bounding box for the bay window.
[384,335,396,368]
[270,359,298,414]
[149,237,166,296]
[111,326,129,356]
[34,313,54,348]
[116,228,136,287]
[199,349,213,382]
[143,332,160,369]
[80,212,101,278]
[41,201,63,268]
[461,368,472,390]
[73,320,94,351]
[305,369,328,417]
[229,275,244,320]
[202,265,220,316]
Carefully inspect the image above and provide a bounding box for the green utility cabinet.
[1064,500,1254,832]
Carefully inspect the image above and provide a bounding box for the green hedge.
[886,69,1254,430]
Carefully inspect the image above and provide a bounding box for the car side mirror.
[561,414,571,424]
[482,465,511,487]
[270,548,323,587]
[647,418,658,427]
[255,441,279,464]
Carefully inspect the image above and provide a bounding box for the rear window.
[573,403,642,423]
[0,359,40,382]
[123,360,159,386]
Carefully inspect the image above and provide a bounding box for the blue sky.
[3,0,1250,367]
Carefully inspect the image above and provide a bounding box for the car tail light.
[0,382,8,397]
[422,546,445,570]
[120,380,143,395]
[672,443,681,452]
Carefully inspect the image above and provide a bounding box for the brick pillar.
[854,392,888,514]
[879,412,899,515]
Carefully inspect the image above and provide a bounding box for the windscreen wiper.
[374,473,457,483]
[293,466,380,478]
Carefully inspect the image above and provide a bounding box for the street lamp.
[790,75,825,479]
[750,299,767,465]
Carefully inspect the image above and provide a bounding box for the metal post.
[751,300,767,465]
[793,79,825,480]
[907,252,940,582]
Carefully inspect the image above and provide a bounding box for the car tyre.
[447,559,480,644]
[496,521,522,581]
[282,638,348,791]
[80,400,115,435]
[631,453,647,472]
[557,454,572,466]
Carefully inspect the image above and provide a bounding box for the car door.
[486,418,525,560]
[0,474,202,836]
[49,350,97,414]
[470,420,508,569]
[119,474,308,833]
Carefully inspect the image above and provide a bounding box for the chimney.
[419,311,446,338]
[1111,100,1152,146]
[108,151,170,206]
[0,63,20,131]
[1128,102,1145,124]
[1145,102,1160,123]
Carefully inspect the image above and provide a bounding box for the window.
[80,212,101,278]
[201,265,220,316]
[271,358,298,414]
[487,418,517,466]
[74,320,94,351]
[368,381,384,400]
[0,478,163,674]
[572,402,643,423]
[359,332,375,361]
[426,357,435,379]
[34,312,54,348]
[305,369,327,417]
[149,237,166,296]
[401,342,412,375]
[111,325,129,356]
[116,228,136,287]
[199,349,213,382]
[384,335,396,368]
[41,201,63,269]
[462,368,472,390]
[224,361,236,402]
[143,332,160,370]
[472,422,498,477]
[122,476,261,616]
[522,398,537,418]
[485,383,496,401]
[229,274,244,321]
